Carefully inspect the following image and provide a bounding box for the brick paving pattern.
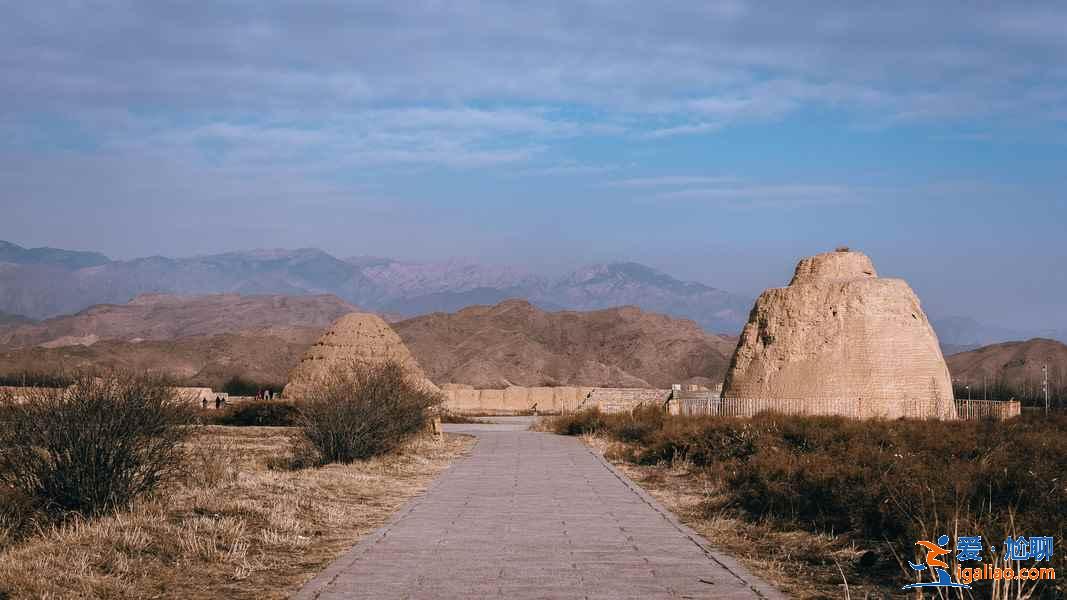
[296,421,784,599]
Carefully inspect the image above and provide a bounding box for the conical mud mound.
[721,250,956,419]
[283,312,434,399]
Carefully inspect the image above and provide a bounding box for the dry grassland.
[582,434,897,600]
[0,426,474,599]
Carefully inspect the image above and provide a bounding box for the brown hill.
[947,338,1067,395]
[0,327,321,390]
[0,297,735,391]
[393,299,735,388]
[0,293,359,349]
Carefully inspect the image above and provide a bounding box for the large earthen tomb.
[283,312,434,399]
[721,249,956,419]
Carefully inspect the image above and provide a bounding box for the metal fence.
[954,399,1021,420]
[668,395,1021,421]
[671,395,718,417]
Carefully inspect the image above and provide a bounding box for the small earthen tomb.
[283,312,435,399]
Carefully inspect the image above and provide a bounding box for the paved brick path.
[296,421,784,599]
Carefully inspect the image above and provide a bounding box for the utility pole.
[1044,364,1050,415]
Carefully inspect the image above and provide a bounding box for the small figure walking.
[215,395,222,410]
[201,397,208,409]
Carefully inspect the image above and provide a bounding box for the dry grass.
[552,409,1066,600]
[584,434,887,600]
[0,425,474,599]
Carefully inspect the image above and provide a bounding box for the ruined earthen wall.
[441,385,595,414]
[441,385,667,414]
[0,385,231,406]
[586,388,671,413]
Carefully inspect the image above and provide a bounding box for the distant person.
[201,397,208,409]
[215,395,222,410]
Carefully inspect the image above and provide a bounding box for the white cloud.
[655,184,859,207]
[608,176,739,188]
[516,163,619,177]
[3,3,1063,124]
[608,174,864,208]
[643,122,725,139]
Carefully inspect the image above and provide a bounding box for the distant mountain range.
[0,240,752,333]
[0,239,1061,347]
[0,310,33,327]
[0,295,734,390]
[931,316,1067,355]
[2,291,1060,395]
[0,293,358,349]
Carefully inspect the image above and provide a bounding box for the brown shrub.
[0,373,194,520]
[549,408,1067,596]
[297,361,442,464]
[214,400,300,427]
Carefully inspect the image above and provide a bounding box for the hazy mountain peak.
[0,239,111,269]
[563,262,706,291]
[0,240,752,331]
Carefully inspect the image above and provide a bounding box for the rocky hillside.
[0,328,321,390]
[0,294,360,349]
[947,338,1067,394]
[394,299,736,388]
[0,240,751,332]
[0,297,736,390]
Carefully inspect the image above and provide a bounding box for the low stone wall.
[174,387,228,403]
[441,384,594,415]
[586,388,671,413]
[1,386,234,407]
[441,385,671,415]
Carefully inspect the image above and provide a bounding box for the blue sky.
[1,1,1065,330]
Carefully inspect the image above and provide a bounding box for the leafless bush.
[0,372,194,518]
[297,361,442,464]
[552,408,1067,597]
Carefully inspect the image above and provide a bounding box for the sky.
[1,1,1065,330]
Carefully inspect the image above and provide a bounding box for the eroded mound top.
[320,312,397,343]
[789,250,877,285]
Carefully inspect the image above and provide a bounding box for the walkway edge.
[292,435,479,600]
[582,444,788,600]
